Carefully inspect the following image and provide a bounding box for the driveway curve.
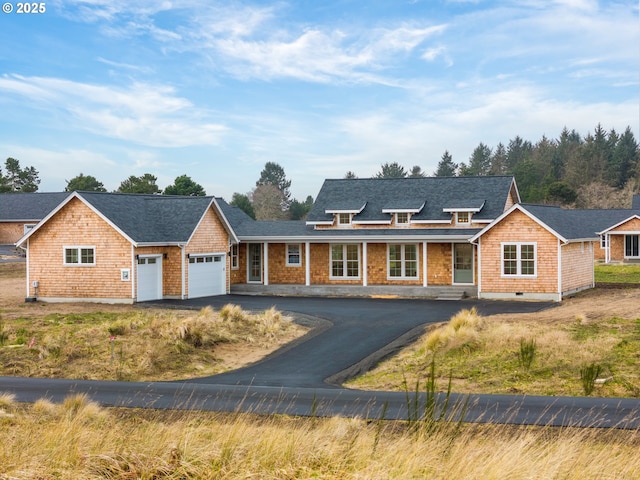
[156,295,551,388]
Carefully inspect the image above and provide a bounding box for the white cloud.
[0,75,228,147]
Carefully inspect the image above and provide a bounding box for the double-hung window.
[625,235,639,258]
[64,246,95,266]
[388,244,418,279]
[502,243,536,277]
[395,212,410,226]
[456,212,470,225]
[286,244,302,266]
[331,244,359,279]
[600,235,607,249]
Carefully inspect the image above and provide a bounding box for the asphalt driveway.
[154,295,554,388]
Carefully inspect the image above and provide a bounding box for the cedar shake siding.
[27,197,134,302]
[0,223,29,244]
[560,241,594,295]
[476,209,560,301]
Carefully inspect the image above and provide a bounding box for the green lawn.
[595,264,640,284]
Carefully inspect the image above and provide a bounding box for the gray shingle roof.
[78,192,214,244]
[216,196,480,240]
[0,192,69,221]
[306,176,516,224]
[519,204,640,241]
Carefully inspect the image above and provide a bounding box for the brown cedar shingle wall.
[561,241,593,293]
[0,223,27,244]
[479,209,559,295]
[27,197,133,299]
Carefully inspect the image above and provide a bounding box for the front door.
[248,243,262,283]
[453,243,474,284]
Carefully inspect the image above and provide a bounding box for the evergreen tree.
[609,127,639,188]
[1,158,40,192]
[490,143,508,175]
[408,165,425,178]
[230,192,256,219]
[506,136,532,172]
[344,171,358,179]
[256,162,292,205]
[433,151,457,177]
[375,162,407,178]
[463,143,492,176]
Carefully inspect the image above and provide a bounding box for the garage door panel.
[188,254,226,298]
[137,256,162,302]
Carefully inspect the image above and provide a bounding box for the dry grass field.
[0,262,308,381]
[2,261,640,478]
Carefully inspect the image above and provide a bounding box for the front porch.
[230,283,477,300]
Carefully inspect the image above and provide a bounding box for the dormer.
[325,202,367,228]
[442,200,485,225]
[381,201,426,227]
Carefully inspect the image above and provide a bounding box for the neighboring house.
[220,176,520,299]
[0,192,68,244]
[16,191,236,303]
[10,180,640,304]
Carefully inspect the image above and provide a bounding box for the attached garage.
[188,253,226,298]
[137,255,163,302]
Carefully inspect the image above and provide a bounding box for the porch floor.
[230,283,477,300]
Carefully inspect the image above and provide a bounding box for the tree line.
[3,123,639,217]
[348,124,639,208]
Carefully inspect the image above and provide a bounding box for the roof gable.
[17,192,231,247]
[471,203,640,244]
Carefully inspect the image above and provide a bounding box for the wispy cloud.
[0,75,227,147]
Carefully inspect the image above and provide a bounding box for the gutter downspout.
[181,244,186,299]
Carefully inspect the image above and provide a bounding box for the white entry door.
[188,254,226,298]
[137,256,162,302]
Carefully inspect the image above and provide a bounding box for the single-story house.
[16,191,237,303]
[0,192,68,244]
[11,180,640,303]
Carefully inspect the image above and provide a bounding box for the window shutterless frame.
[63,246,96,266]
[501,242,536,277]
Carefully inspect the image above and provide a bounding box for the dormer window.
[456,212,470,225]
[396,212,410,225]
[338,213,352,226]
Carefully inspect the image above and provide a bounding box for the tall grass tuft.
[403,356,469,435]
[580,363,602,396]
[519,338,537,370]
[423,308,484,355]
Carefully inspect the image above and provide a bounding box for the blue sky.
[0,0,638,201]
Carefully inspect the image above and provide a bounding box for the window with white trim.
[388,244,418,279]
[395,212,410,225]
[331,244,359,278]
[286,244,302,266]
[64,246,95,266]
[600,235,607,249]
[502,243,536,277]
[337,213,352,226]
[456,212,470,224]
[231,244,239,269]
[625,235,639,258]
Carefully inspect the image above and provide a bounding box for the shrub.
[580,363,602,396]
[519,338,537,370]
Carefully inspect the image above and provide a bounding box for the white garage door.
[188,254,226,298]
[137,256,162,302]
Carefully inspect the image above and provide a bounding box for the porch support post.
[305,242,311,286]
[180,244,185,299]
[263,242,269,286]
[362,242,368,286]
[422,241,427,287]
[605,234,610,263]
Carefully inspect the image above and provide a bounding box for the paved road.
[2,295,640,428]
